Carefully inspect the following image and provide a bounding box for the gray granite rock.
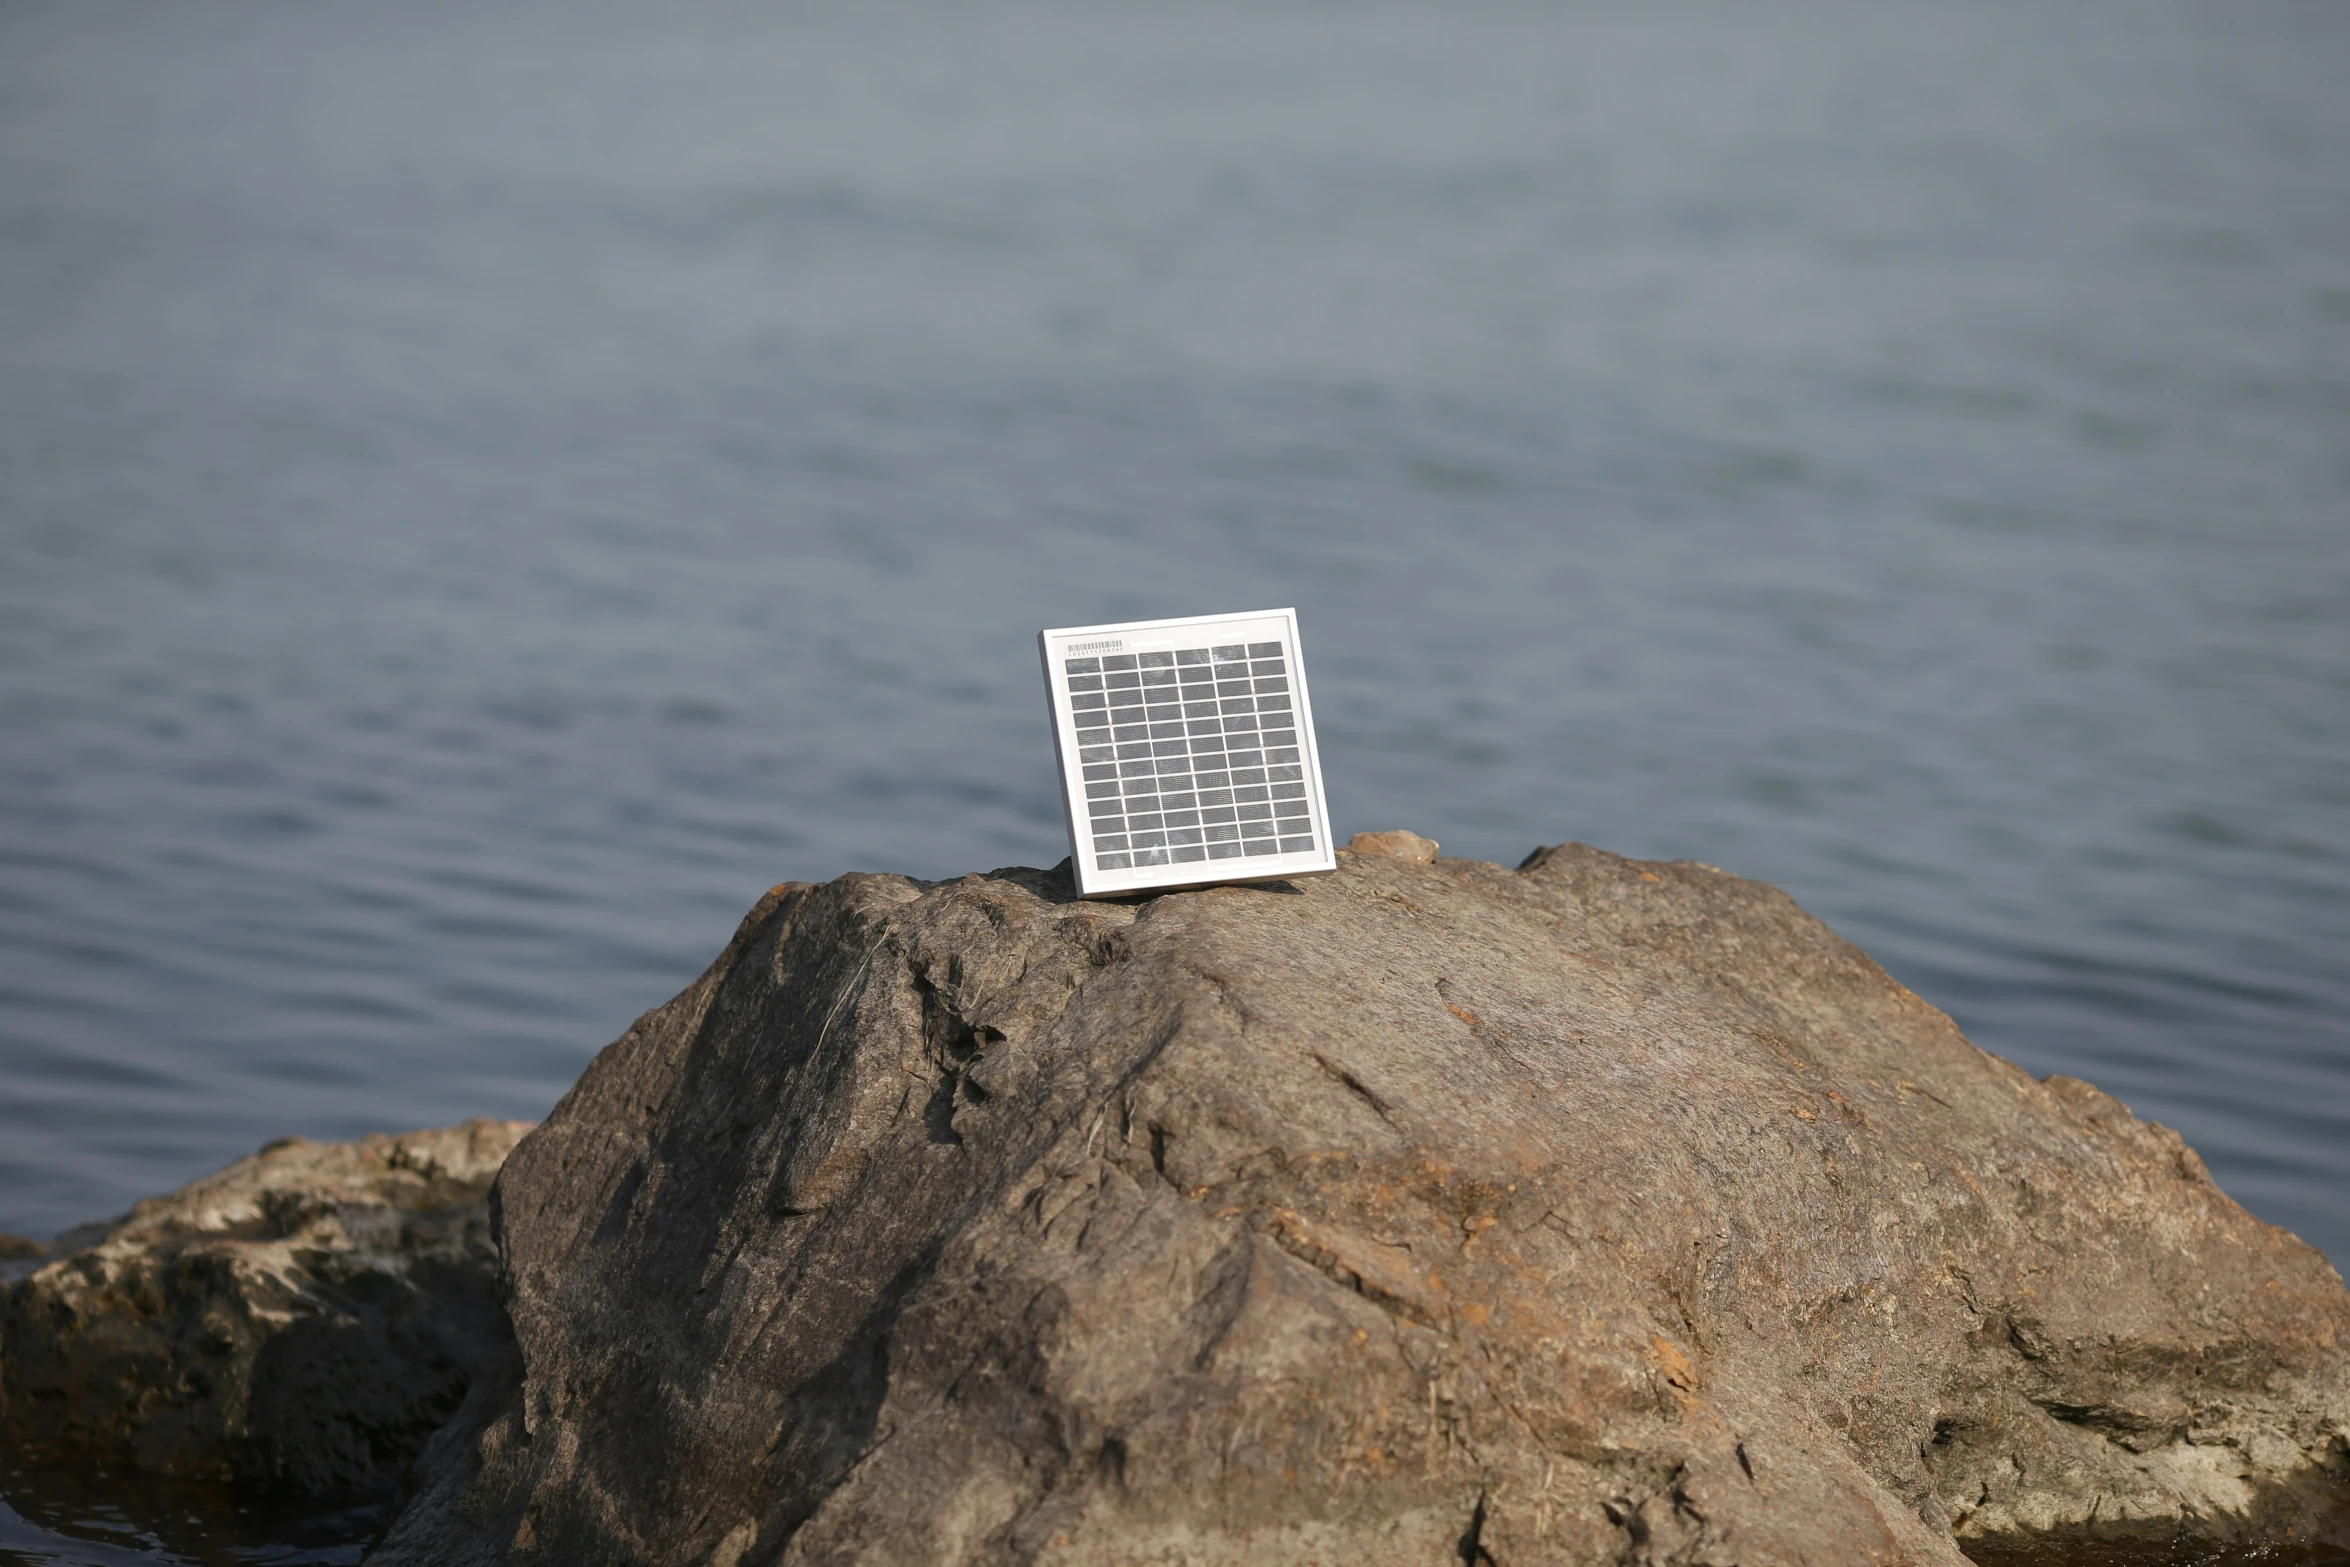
[371,843,2350,1566]
[0,1118,531,1493]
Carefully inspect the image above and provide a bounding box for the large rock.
[372,842,2350,1566]
[0,1118,531,1493]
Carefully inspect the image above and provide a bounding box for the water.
[1,0,2346,1556]
[0,1462,380,1566]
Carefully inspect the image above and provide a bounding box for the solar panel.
[1040,609,1338,897]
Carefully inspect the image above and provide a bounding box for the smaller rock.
[0,1118,531,1494]
[0,1234,44,1262]
[1344,828,1440,862]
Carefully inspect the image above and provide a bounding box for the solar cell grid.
[1064,636,1319,871]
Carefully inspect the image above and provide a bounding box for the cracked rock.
[369,848,2350,1565]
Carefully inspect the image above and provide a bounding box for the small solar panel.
[1040,609,1338,897]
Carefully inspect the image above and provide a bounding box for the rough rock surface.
[373,840,2350,1566]
[0,1118,531,1492]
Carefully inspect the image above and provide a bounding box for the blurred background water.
[1,3,2346,1550]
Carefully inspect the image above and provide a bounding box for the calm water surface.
[2,1,2347,1557]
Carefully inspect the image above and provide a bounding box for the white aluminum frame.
[1040,609,1338,898]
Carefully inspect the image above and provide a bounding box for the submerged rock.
[372,840,2350,1566]
[0,1118,531,1494]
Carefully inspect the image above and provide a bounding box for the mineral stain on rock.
[346,838,2348,1566]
